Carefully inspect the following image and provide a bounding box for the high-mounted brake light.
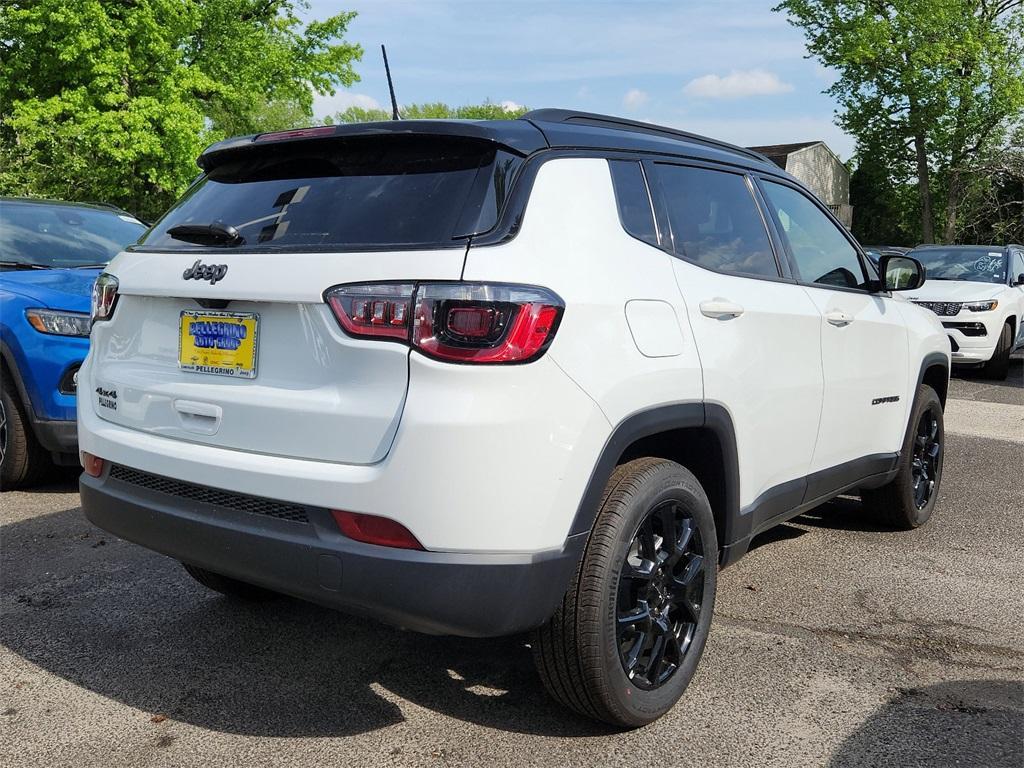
[324,282,564,364]
[254,126,336,142]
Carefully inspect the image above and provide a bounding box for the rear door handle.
[825,310,854,327]
[699,299,745,319]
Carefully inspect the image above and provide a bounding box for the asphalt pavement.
[2,359,1022,767]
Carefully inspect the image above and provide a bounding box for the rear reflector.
[325,282,564,364]
[82,452,105,478]
[331,510,424,550]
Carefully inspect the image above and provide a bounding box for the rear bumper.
[80,467,584,638]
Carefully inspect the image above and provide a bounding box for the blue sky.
[305,0,853,158]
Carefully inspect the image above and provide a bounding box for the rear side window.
[140,135,522,252]
[608,160,659,248]
[760,181,868,290]
[655,164,779,278]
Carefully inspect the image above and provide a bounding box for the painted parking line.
[944,398,1024,444]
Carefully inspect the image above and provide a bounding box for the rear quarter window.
[608,160,659,248]
[140,135,523,252]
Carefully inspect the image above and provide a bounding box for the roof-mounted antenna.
[381,44,400,120]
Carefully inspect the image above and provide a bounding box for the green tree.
[331,100,529,123]
[775,0,1024,243]
[0,0,361,220]
[849,161,919,244]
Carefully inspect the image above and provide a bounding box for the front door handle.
[700,299,745,319]
[825,310,854,326]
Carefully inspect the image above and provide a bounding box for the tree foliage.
[0,0,361,219]
[776,0,1024,244]
[331,101,530,123]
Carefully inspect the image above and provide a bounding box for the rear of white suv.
[78,123,608,636]
[79,112,951,727]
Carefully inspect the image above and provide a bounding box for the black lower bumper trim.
[32,418,77,454]
[80,470,584,637]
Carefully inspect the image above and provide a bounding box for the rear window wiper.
[167,221,245,247]
[0,260,49,270]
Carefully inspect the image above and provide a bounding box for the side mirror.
[880,254,926,291]
[1015,273,1024,287]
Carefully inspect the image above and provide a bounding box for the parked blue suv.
[1,198,145,488]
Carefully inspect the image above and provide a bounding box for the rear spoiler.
[197,120,549,171]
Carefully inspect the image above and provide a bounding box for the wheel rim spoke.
[618,601,652,628]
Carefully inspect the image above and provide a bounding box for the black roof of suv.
[198,109,780,175]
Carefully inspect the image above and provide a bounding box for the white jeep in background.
[77,110,951,727]
[904,244,1024,380]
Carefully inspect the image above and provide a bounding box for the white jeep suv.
[902,244,1024,379]
[78,111,951,727]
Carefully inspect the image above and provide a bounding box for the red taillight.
[324,282,563,364]
[326,283,414,341]
[82,452,105,478]
[331,510,424,550]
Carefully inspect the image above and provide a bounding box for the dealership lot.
[2,361,1021,768]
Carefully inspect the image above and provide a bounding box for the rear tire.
[532,458,717,727]
[982,323,1012,380]
[182,563,278,601]
[861,384,944,529]
[0,374,49,490]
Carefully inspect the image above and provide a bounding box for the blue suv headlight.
[25,308,92,337]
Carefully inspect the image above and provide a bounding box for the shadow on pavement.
[828,680,1023,768]
[796,495,895,533]
[8,466,80,495]
[951,356,1023,388]
[0,505,608,738]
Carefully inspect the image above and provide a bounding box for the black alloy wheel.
[616,500,705,689]
[911,405,941,510]
[532,458,717,727]
[860,383,944,529]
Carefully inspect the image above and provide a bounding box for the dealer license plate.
[178,311,259,379]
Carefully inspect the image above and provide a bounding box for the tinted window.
[907,247,1007,284]
[655,164,779,277]
[608,160,659,247]
[0,202,145,268]
[1014,250,1024,282]
[761,181,867,289]
[141,135,521,251]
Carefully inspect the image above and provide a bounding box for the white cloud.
[623,88,649,110]
[683,69,794,100]
[312,91,382,120]
[499,100,524,112]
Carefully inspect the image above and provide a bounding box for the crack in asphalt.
[714,612,1024,672]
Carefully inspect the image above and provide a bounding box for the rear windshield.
[0,201,145,268]
[140,135,523,252]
